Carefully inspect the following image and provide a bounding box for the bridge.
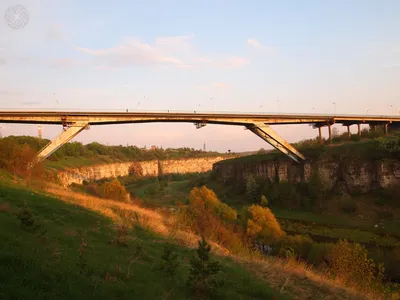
[1,110,399,164]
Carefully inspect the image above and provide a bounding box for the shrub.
[246,204,285,244]
[160,244,179,276]
[103,178,129,202]
[327,240,384,290]
[17,203,35,229]
[187,237,223,298]
[260,195,268,207]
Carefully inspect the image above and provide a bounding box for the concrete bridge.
[0,110,399,163]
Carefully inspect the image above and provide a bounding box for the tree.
[160,244,179,276]
[187,237,223,298]
[245,175,259,203]
[189,186,237,221]
[246,204,285,244]
[103,178,129,202]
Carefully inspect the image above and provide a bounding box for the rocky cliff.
[213,158,400,195]
[57,156,229,186]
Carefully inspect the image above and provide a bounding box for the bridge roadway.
[1,110,399,164]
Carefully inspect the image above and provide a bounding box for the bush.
[189,186,237,222]
[103,179,129,202]
[246,204,285,244]
[187,237,223,298]
[327,240,384,290]
[160,244,179,276]
[260,195,268,207]
[17,203,35,229]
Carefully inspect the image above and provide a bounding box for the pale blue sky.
[0,0,399,151]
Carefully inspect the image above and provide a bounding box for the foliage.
[17,203,35,229]
[246,205,285,244]
[0,140,43,178]
[189,186,237,222]
[377,135,400,156]
[103,178,129,202]
[160,244,179,277]
[327,240,385,291]
[260,195,268,207]
[245,175,259,203]
[187,237,223,298]
[0,136,223,166]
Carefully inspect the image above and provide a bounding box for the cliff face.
[57,156,228,186]
[213,158,400,195]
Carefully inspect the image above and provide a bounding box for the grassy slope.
[0,178,281,300]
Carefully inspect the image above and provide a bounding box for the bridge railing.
[1,107,400,118]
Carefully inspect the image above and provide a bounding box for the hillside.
[0,172,373,299]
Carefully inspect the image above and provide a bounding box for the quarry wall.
[57,156,229,186]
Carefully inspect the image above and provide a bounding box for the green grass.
[0,179,282,300]
[45,156,121,170]
[216,137,398,166]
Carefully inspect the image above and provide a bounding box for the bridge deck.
[1,110,400,126]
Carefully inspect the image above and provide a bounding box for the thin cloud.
[75,35,247,70]
[155,34,194,52]
[76,37,188,68]
[247,38,278,55]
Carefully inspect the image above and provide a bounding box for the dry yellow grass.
[32,182,385,300]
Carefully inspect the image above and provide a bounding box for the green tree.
[245,175,259,203]
[160,244,179,276]
[187,237,223,298]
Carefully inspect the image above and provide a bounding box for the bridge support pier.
[318,127,323,144]
[328,124,332,144]
[384,123,389,135]
[35,121,89,164]
[247,123,305,163]
[357,124,361,136]
[347,125,350,137]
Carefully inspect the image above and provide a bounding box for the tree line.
[0,135,222,162]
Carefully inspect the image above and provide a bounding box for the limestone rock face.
[213,158,400,196]
[57,156,229,186]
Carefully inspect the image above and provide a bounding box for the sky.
[0,0,399,152]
